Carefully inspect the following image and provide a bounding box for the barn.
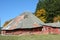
[1,12,60,35]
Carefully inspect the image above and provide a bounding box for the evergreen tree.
[35,0,60,23]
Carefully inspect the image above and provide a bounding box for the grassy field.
[0,34,60,40]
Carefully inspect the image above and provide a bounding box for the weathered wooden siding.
[1,27,43,35]
[1,26,60,35]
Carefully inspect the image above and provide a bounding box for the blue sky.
[0,0,38,27]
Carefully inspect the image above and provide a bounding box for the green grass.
[0,34,60,40]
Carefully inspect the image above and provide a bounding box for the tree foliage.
[35,9,47,22]
[35,0,60,23]
[3,19,12,27]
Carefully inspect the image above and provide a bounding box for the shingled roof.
[2,12,44,30]
[45,22,60,27]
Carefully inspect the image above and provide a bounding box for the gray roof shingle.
[2,12,60,30]
[45,22,60,27]
[2,12,44,30]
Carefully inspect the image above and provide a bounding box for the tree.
[53,15,60,22]
[0,27,2,34]
[35,9,47,22]
[3,19,12,27]
[35,0,60,23]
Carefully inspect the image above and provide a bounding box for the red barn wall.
[1,27,43,35]
[42,26,60,34]
[1,26,60,35]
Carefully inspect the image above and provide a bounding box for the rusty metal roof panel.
[2,12,44,30]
